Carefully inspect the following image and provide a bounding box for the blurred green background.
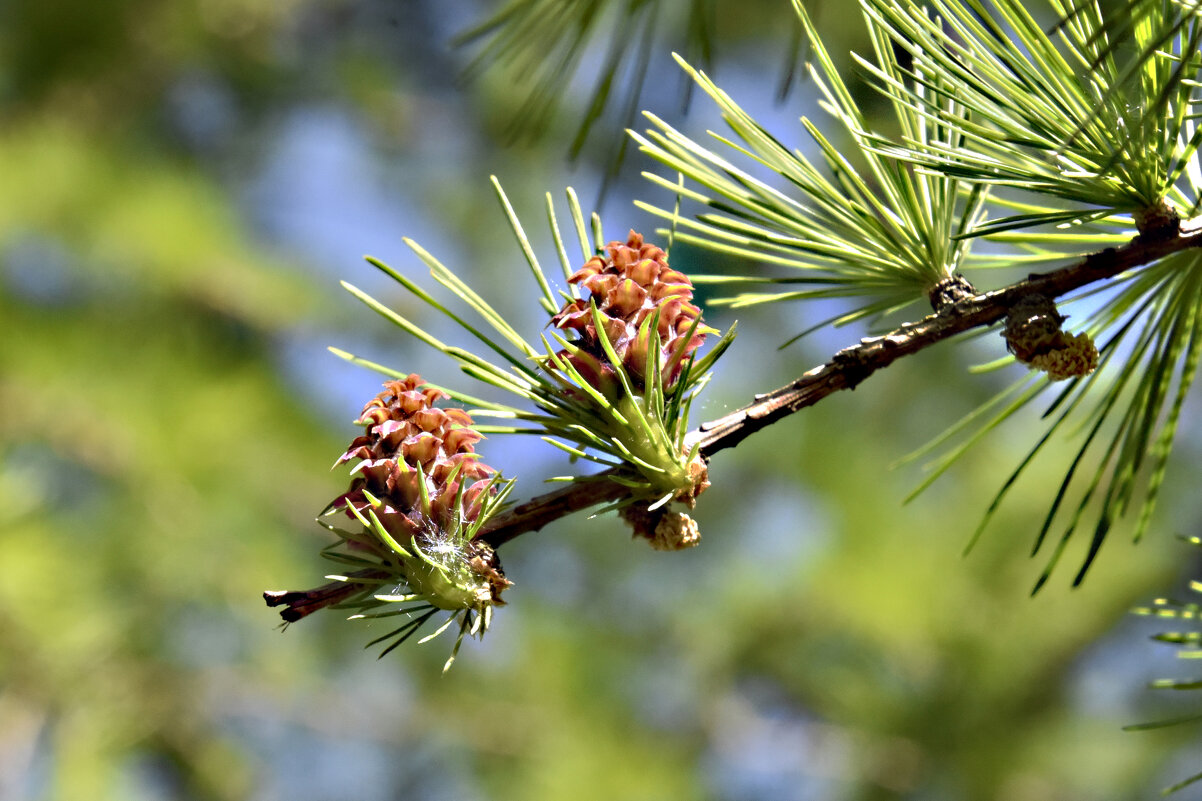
[2,1,1200,799]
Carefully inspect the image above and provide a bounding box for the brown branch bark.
[266,224,1202,621]
[263,581,386,623]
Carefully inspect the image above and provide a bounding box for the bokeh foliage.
[1,1,1198,800]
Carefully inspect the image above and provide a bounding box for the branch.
[480,223,1202,542]
[266,224,1202,620]
[263,581,386,623]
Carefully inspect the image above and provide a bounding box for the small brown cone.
[1003,295,1097,381]
[620,503,701,551]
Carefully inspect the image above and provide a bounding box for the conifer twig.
[479,222,1202,543]
[266,223,1202,621]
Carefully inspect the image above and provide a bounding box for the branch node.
[927,272,976,311]
[832,346,873,390]
[1134,200,1180,241]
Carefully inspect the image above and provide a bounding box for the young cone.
[548,231,718,543]
[272,375,512,669]
[550,230,716,397]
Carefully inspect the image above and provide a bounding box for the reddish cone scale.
[550,230,714,393]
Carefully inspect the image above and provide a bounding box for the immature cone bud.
[1003,294,1097,381]
[653,512,701,551]
[620,503,701,551]
[1028,333,1099,381]
[550,231,715,393]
